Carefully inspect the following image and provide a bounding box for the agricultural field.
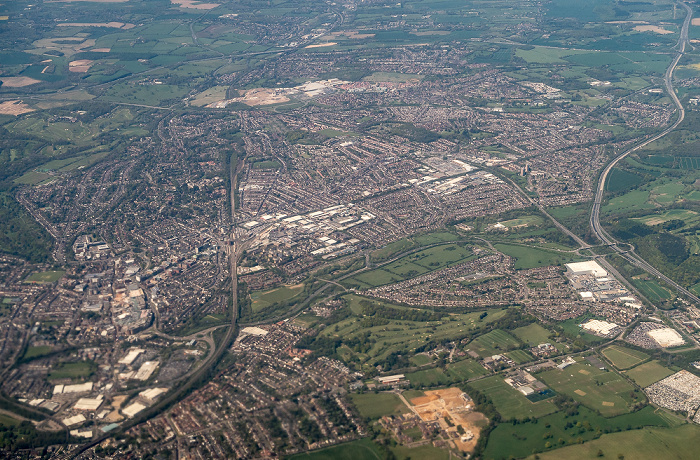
[467,329,520,357]
[538,363,640,417]
[531,424,700,460]
[249,284,304,312]
[487,406,675,460]
[470,375,558,420]
[632,278,673,302]
[288,438,383,460]
[601,190,654,215]
[601,345,649,370]
[632,209,699,227]
[348,393,409,420]
[623,361,675,388]
[492,243,581,269]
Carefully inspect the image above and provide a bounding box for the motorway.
[589,1,700,305]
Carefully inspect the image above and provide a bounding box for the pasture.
[487,405,673,460]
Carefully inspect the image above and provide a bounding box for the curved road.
[589,2,700,304]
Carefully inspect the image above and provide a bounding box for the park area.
[469,375,558,420]
[467,329,521,357]
[601,345,649,370]
[249,284,304,312]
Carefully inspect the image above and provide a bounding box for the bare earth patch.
[602,401,615,407]
[0,100,34,116]
[574,389,587,396]
[693,18,700,26]
[329,31,375,39]
[634,25,674,34]
[171,0,220,9]
[69,59,94,73]
[0,77,41,87]
[91,48,111,52]
[58,22,134,29]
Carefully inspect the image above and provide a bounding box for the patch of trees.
[359,299,444,322]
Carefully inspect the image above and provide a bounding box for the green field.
[349,393,409,419]
[601,345,649,370]
[493,243,581,269]
[624,361,675,388]
[48,361,96,381]
[405,359,487,386]
[632,209,698,227]
[650,181,685,204]
[602,190,653,214]
[470,375,558,420]
[22,346,53,360]
[513,323,552,346]
[24,270,64,284]
[633,278,673,302]
[249,284,304,312]
[539,363,639,417]
[467,329,521,357]
[506,349,534,364]
[497,215,544,229]
[346,242,474,288]
[288,438,383,460]
[531,424,700,460]
[486,405,675,460]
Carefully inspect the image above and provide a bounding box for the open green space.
[650,181,685,204]
[319,298,509,369]
[0,414,20,427]
[21,346,53,361]
[249,284,304,312]
[606,168,643,192]
[349,393,409,420]
[513,323,552,346]
[486,405,675,460]
[623,361,675,388]
[48,361,96,381]
[539,363,640,417]
[506,349,534,364]
[632,278,673,303]
[24,270,64,284]
[467,329,520,357]
[602,190,653,214]
[389,443,449,460]
[601,345,649,370]
[288,438,382,460]
[531,424,700,460]
[405,359,487,386]
[345,242,474,288]
[493,243,581,269]
[497,215,543,229]
[470,375,558,420]
[632,209,698,227]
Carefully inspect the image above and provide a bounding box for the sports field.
[601,345,649,370]
[539,363,639,416]
[24,270,64,283]
[513,323,552,345]
[469,375,558,420]
[493,243,581,269]
[623,361,675,388]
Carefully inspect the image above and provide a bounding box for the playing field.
[539,363,639,417]
[624,361,675,388]
[406,359,487,386]
[513,323,552,345]
[467,329,520,357]
[24,270,65,283]
[601,345,649,370]
[349,393,409,419]
[469,375,558,420]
